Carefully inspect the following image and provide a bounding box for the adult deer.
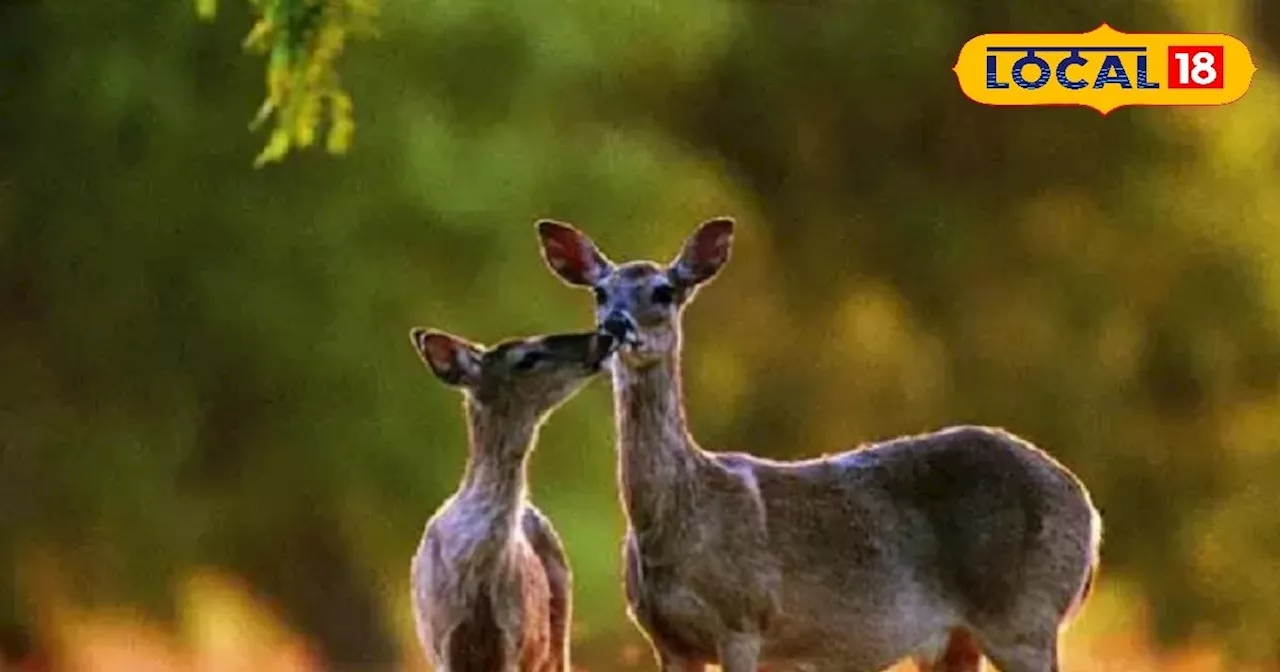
[536,218,1101,672]
[409,327,615,672]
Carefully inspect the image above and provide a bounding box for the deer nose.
[601,311,637,343]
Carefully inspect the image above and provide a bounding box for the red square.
[1167,45,1225,89]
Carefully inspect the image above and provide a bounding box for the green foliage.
[198,0,376,166]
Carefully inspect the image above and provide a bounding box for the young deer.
[536,218,1102,672]
[408,327,615,672]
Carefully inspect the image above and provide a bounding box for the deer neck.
[456,399,536,543]
[612,348,701,534]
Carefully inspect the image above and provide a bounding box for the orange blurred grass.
[18,551,322,672]
[12,554,1271,672]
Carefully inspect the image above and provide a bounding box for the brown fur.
[409,329,613,672]
[537,219,1102,672]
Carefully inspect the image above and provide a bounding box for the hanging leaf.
[202,0,378,166]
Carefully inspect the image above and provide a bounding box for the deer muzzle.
[601,311,641,347]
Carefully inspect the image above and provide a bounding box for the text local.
[986,47,1161,90]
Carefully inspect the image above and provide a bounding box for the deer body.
[412,416,569,672]
[537,219,1101,672]
[408,329,614,672]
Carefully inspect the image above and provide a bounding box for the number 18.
[1168,46,1225,89]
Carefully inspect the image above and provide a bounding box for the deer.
[407,326,616,672]
[535,217,1102,672]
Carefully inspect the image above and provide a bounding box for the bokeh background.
[4,0,1280,670]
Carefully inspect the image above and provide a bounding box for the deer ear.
[411,328,482,387]
[536,219,614,286]
[671,217,735,287]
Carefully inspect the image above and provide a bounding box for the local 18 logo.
[953,24,1257,113]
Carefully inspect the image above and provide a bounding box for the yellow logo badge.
[953,24,1257,113]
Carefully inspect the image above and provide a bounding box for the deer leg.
[717,632,761,672]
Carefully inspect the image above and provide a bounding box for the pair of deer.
[409,218,1102,672]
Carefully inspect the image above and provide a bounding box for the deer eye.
[514,351,545,371]
[593,287,608,306]
[651,284,675,306]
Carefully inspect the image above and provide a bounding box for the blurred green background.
[3,0,1280,669]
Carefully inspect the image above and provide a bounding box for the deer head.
[411,328,616,420]
[536,217,734,369]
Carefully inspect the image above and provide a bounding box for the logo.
[953,24,1256,113]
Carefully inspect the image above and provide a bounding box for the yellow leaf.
[254,129,293,168]
[242,19,274,52]
[249,98,276,131]
[325,91,354,154]
[295,119,317,149]
[326,119,353,155]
